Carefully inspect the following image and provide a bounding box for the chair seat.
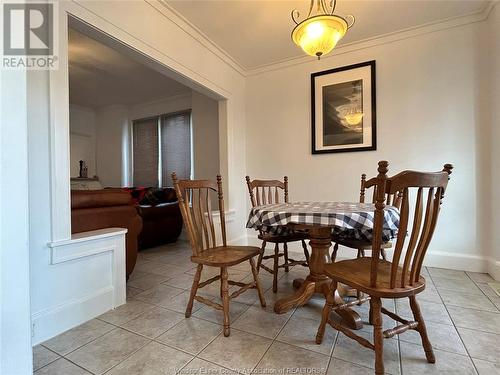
[191,246,261,267]
[324,257,426,298]
[259,232,308,243]
[333,237,392,250]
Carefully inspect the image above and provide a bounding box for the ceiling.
[167,0,488,70]
[68,28,191,109]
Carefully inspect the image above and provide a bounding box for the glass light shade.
[292,15,348,58]
[344,112,364,126]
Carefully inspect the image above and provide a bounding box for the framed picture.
[311,60,376,154]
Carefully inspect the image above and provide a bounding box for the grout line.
[426,270,480,375]
[32,346,63,373]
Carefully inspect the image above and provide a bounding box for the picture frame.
[311,60,376,154]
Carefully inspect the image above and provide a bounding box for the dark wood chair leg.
[250,258,266,307]
[257,240,266,272]
[301,239,310,265]
[371,297,384,375]
[272,243,279,293]
[409,295,435,363]
[221,266,230,337]
[284,242,290,272]
[331,243,339,262]
[186,264,202,318]
[316,280,337,344]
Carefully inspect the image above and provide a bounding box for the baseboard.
[246,234,490,273]
[488,258,500,281]
[31,286,116,345]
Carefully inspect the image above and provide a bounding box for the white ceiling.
[68,28,191,109]
[167,0,488,70]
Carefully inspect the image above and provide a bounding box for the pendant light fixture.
[291,0,354,59]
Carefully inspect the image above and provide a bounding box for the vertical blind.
[161,112,191,186]
[133,118,159,187]
[132,111,191,187]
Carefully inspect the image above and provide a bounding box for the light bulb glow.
[292,15,348,58]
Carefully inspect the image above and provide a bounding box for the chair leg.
[257,240,266,272]
[284,242,290,272]
[409,295,435,363]
[301,239,310,265]
[371,297,385,375]
[356,249,364,304]
[316,280,337,344]
[250,258,266,307]
[186,264,202,318]
[221,266,230,337]
[272,243,279,293]
[331,243,339,262]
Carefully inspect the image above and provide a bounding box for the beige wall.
[192,91,220,180]
[246,21,485,271]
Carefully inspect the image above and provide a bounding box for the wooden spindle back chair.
[173,173,266,337]
[332,174,403,263]
[316,161,453,375]
[246,176,309,292]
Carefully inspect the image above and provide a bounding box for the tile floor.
[34,241,500,374]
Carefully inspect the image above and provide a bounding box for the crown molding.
[245,1,497,76]
[145,0,496,77]
[149,0,247,77]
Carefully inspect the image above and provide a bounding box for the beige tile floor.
[34,241,500,375]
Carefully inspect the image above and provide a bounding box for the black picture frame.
[311,60,377,154]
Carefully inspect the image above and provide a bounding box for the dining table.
[246,201,400,330]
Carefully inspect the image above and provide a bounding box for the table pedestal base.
[273,226,363,330]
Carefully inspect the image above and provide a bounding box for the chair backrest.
[370,161,453,289]
[360,174,402,210]
[245,176,289,207]
[172,173,227,256]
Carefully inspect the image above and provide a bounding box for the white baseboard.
[31,286,115,345]
[487,258,500,281]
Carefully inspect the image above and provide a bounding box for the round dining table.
[246,201,400,330]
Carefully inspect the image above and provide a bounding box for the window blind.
[133,118,159,187]
[161,111,191,186]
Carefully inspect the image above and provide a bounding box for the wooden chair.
[331,173,403,263]
[172,173,266,337]
[246,176,310,293]
[316,161,453,375]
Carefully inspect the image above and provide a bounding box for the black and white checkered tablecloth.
[246,202,400,242]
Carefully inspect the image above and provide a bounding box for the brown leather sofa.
[137,202,183,249]
[71,190,142,278]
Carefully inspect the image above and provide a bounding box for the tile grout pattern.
[34,240,500,375]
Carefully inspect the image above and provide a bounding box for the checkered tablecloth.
[246,202,400,242]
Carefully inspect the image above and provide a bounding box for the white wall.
[486,4,500,279]
[69,93,220,188]
[191,92,220,180]
[95,105,130,187]
[246,21,485,271]
[1,69,32,374]
[69,104,97,177]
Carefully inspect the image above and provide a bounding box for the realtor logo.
[2,2,58,69]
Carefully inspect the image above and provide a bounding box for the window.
[133,111,191,187]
